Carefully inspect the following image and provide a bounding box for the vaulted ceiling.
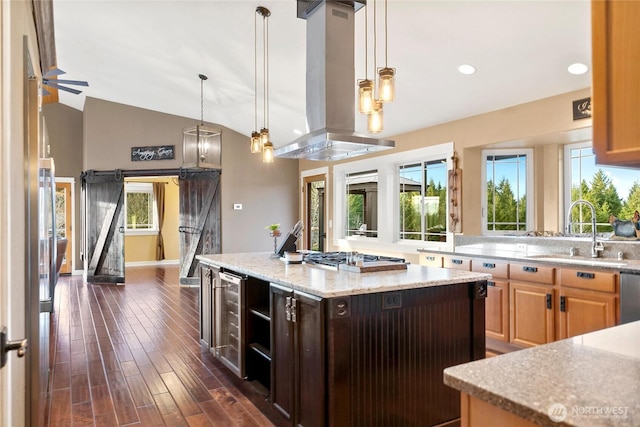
[51,0,591,148]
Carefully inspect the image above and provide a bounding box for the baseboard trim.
[125,259,180,267]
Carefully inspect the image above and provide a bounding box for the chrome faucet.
[566,199,605,258]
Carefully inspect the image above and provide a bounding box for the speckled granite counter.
[197,252,490,298]
[444,321,640,426]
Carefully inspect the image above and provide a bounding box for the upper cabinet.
[592,0,640,167]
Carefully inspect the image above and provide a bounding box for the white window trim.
[481,148,534,235]
[563,141,592,232]
[124,182,158,235]
[333,142,454,253]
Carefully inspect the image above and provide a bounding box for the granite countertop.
[196,252,490,298]
[418,245,640,273]
[444,321,640,426]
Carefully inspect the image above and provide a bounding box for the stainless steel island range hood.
[274,1,395,162]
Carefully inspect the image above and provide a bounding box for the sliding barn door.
[179,169,221,285]
[81,170,125,283]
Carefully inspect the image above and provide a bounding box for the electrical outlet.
[233,203,242,210]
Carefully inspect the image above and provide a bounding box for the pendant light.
[378,0,395,103]
[367,0,384,133]
[368,100,383,133]
[252,6,273,163]
[182,74,222,168]
[357,4,374,114]
[250,9,262,154]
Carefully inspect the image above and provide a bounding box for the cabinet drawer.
[510,263,555,285]
[472,260,509,279]
[559,268,617,293]
[443,255,471,270]
[419,253,443,268]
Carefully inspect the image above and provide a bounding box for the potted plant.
[266,223,281,237]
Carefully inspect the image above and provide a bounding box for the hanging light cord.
[373,0,377,92]
[264,12,269,130]
[384,0,388,67]
[364,3,368,80]
[254,11,258,131]
[199,74,206,125]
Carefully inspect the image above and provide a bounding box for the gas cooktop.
[303,252,406,268]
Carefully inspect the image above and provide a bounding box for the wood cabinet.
[592,0,640,166]
[245,276,272,389]
[271,284,325,427]
[509,262,556,347]
[557,268,617,339]
[473,260,509,342]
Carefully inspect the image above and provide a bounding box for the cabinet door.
[558,288,616,340]
[271,284,294,422]
[486,279,509,342]
[592,0,640,166]
[510,282,554,347]
[199,266,214,348]
[293,291,325,427]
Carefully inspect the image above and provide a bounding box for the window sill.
[125,230,158,236]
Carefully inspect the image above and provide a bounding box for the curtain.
[153,182,166,260]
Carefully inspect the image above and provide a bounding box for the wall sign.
[131,145,175,161]
[572,97,592,120]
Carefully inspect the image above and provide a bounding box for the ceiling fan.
[42,68,89,95]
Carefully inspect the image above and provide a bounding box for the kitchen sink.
[524,254,627,268]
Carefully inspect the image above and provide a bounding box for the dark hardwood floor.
[46,266,282,427]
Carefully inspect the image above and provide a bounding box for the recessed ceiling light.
[293,129,303,135]
[458,64,476,75]
[568,63,588,75]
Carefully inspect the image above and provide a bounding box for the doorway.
[303,174,327,252]
[55,181,73,274]
[82,168,221,285]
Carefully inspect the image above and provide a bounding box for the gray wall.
[42,103,83,269]
[46,97,299,257]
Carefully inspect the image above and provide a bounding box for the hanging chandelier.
[250,6,274,163]
[182,74,222,169]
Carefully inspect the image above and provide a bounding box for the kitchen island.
[197,252,491,427]
[444,321,640,426]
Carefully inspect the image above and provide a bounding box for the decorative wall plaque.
[572,97,592,120]
[131,145,175,161]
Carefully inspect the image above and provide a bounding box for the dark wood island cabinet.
[197,253,490,427]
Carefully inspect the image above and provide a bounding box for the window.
[333,142,454,251]
[399,159,447,242]
[345,170,378,237]
[482,149,533,233]
[565,142,640,234]
[124,182,157,233]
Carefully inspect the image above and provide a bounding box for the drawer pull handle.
[523,266,538,273]
[487,281,495,287]
[577,271,595,279]
[546,293,552,310]
[482,262,496,269]
[560,296,567,312]
[425,256,435,261]
[452,259,463,265]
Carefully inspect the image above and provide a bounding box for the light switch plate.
[233,203,242,210]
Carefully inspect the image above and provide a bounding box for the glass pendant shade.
[262,141,274,163]
[378,67,395,103]
[182,124,222,168]
[358,79,374,114]
[250,131,261,153]
[367,101,383,133]
[260,128,269,147]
